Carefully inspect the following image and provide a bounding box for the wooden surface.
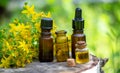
[0,55,108,73]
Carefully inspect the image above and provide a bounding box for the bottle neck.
[73,29,84,34]
[41,29,51,37]
[55,30,67,37]
[41,29,51,32]
[56,34,66,37]
[76,45,86,49]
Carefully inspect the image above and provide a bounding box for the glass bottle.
[55,30,69,62]
[75,41,89,64]
[39,18,53,62]
[71,8,86,59]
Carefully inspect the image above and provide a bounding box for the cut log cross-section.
[0,55,108,73]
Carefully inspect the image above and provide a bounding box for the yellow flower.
[0,56,10,68]
[22,5,35,16]
[9,23,18,36]
[20,30,31,41]
[18,41,29,53]
[38,12,46,17]
[17,23,30,31]
[5,40,12,50]
[11,51,16,57]
[9,23,18,33]
[17,23,29,31]
[32,12,40,22]
[39,12,51,18]
[46,12,51,18]
[18,23,25,30]
[35,22,40,31]
[0,3,57,68]
[16,60,21,67]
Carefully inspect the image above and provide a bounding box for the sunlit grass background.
[0,0,120,73]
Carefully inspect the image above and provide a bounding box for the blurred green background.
[0,0,120,73]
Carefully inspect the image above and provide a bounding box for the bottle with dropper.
[71,8,86,59]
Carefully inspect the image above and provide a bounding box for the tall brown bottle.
[71,8,86,59]
[39,18,53,62]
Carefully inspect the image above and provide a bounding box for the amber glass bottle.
[55,30,69,62]
[71,8,86,59]
[75,41,89,64]
[39,18,53,62]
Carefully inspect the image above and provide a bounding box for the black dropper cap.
[41,18,53,29]
[72,8,84,30]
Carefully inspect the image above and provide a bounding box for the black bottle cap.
[72,8,84,30]
[41,18,53,29]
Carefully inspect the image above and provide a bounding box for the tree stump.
[0,55,108,73]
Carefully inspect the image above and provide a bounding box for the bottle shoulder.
[72,33,86,37]
[56,36,67,39]
[40,36,53,39]
[55,37,68,43]
[75,48,88,52]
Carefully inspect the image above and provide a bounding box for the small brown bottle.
[55,30,69,62]
[75,41,89,64]
[71,8,86,59]
[39,18,53,62]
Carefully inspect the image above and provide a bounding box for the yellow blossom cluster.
[21,3,51,22]
[0,3,56,68]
